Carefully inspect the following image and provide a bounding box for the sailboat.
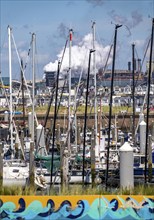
[1,27,47,190]
[133,17,154,183]
[101,19,154,186]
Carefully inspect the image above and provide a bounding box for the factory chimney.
[137,58,141,73]
[128,61,131,71]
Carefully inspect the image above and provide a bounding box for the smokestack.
[128,61,131,71]
[134,58,137,71]
[137,59,141,72]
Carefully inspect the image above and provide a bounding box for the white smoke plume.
[43,33,112,74]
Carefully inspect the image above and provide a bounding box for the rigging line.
[141,38,151,72]
[11,33,30,93]
[35,86,56,154]
[87,104,94,118]
[97,44,113,90]
[133,46,143,89]
[0,76,25,156]
[50,61,61,186]
[96,29,114,58]
[98,44,113,91]
[0,78,15,118]
[64,73,95,147]
[56,76,67,115]
[72,50,89,110]
[102,113,110,125]
[68,48,89,124]
[24,47,32,70]
[51,38,87,147]
[134,38,151,135]
[52,37,68,115]
[103,44,113,74]
[0,75,10,110]
[43,87,56,128]
[96,25,114,66]
[11,32,38,126]
[12,119,26,161]
[24,35,33,71]
[71,81,86,118]
[122,39,150,131]
[123,114,129,133]
[15,40,32,101]
[47,77,67,140]
[144,18,154,184]
[134,38,150,88]
[103,109,119,129]
[120,105,130,129]
[96,28,114,88]
[37,37,69,150]
[63,82,86,147]
[39,36,68,135]
[59,37,68,71]
[57,46,88,143]
[49,37,68,125]
[48,36,68,122]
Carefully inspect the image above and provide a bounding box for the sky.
[0,0,154,80]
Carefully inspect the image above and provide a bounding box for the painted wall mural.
[0,195,153,219]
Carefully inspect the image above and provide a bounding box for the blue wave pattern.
[0,196,153,220]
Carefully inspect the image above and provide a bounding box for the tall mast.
[8,26,13,152]
[68,29,72,153]
[74,86,77,150]
[21,59,25,129]
[50,61,60,186]
[132,43,135,146]
[144,18,154,184]
[105,24,122,190]
[32,33,36,142]
[82,49,94,186]
[92,21,97,149]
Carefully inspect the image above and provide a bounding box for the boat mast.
[21,59,25,129]
[68,29,73,153]
[132,43,135,146]
[144,18,154,184]
[8,26,13,153]
[82,49,94,186]
[50,61,60,186]
[32,33,35,142]
[92,21,97,148]
[105,24,122,190]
